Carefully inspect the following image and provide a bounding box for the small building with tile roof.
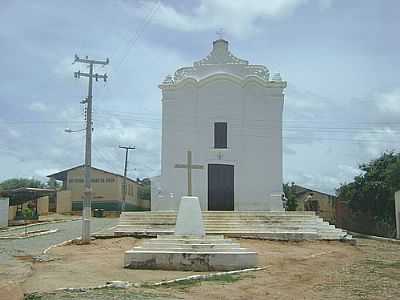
[293,185,336,224]
[47,165,147,212]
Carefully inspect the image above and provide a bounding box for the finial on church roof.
[213,28,228,52]
[216,28,225,40]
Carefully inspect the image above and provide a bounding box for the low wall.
[336,200,396,238]
[137,199,150,210]
[37,196,49,215]
[0,198,9,227]
[8,205,17,221]
[57,190,72,213]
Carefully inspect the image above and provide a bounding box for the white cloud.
[354,127,400,157]
[318,0,333,10]
[34,168,59,178]
[376,88,400,114]
[28,101,48,112]
[7,128,21,138]
[337,164,362,178]
[130,0,332,38]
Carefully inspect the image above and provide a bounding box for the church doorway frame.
[207,164,234,211]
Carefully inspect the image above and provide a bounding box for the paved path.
[0,218,118,272]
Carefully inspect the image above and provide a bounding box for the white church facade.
[151,38,287,211]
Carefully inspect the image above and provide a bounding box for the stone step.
[121,216,317,220]
[117,229,334,237]
[124,250,258,271]
[143,239,236,244]
[148,239,234,244]
[115,230,174,237]
[118,219,325,224]
[142,238,237,244]
[120,214,318,219]
[220,231,320,240]
[117,211,349,241]
[156,234,225,239]
[137,243,242,250]
[116,230,347,240]
[119,218,324,223]
[132,247,247,253]
[122,211,315,215]
[141,241,240,247]
[319,232,347,238]
[116,228,343,235]
[120,213,321,217]
[116,224,334,231]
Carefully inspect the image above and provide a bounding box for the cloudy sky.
[1,0,399,194]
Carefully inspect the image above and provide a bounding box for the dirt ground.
[3,237,400,299]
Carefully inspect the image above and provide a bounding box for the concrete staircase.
[125,235,257,271]
[115,211,351,241]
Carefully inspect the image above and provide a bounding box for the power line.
[93,0,161,104]
[115,1,161,71]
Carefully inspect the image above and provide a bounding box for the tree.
[46,178,61,189]
[336,151,400,226]
[283,182,297,211]
[0,178,45,191]
[138,178,151,201]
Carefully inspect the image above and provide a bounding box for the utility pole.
[119,145,136,212]
[73,55,109,244]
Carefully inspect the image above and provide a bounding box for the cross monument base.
[175,196,205,236]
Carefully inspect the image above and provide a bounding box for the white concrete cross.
[175,150,204,196]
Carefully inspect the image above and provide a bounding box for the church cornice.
[159,73,287,90]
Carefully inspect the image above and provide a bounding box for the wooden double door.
[208,164,234,211]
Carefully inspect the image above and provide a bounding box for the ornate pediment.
[160,39,286,87]
[194,39,248,66]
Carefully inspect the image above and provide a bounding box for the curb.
[42,236,80,254]
[25,266,266,297]
[151,266,266,286]
[0,229,58,240]
[348,231,400,244]
[0,218,79,233]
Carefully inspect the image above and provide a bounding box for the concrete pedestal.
[175,196,205,236]
[124,235,257,271]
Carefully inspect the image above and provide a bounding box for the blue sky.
[1,0,399,194]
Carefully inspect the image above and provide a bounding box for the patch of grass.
[363,259,400,269]
[25,289,176,300]
[24,294,43,300]
[162,273,241,290]
[204,274,241,283]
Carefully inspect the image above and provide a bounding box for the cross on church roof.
[216,28,225,40]
[174,150,204,196]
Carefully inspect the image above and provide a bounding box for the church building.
[151,38,287,211]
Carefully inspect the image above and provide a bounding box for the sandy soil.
[8,237,400,299]
[22,238,195,293]
[171,238,361,300]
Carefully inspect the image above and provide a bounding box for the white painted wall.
[152,39,286,211]
[0,198,9,228]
